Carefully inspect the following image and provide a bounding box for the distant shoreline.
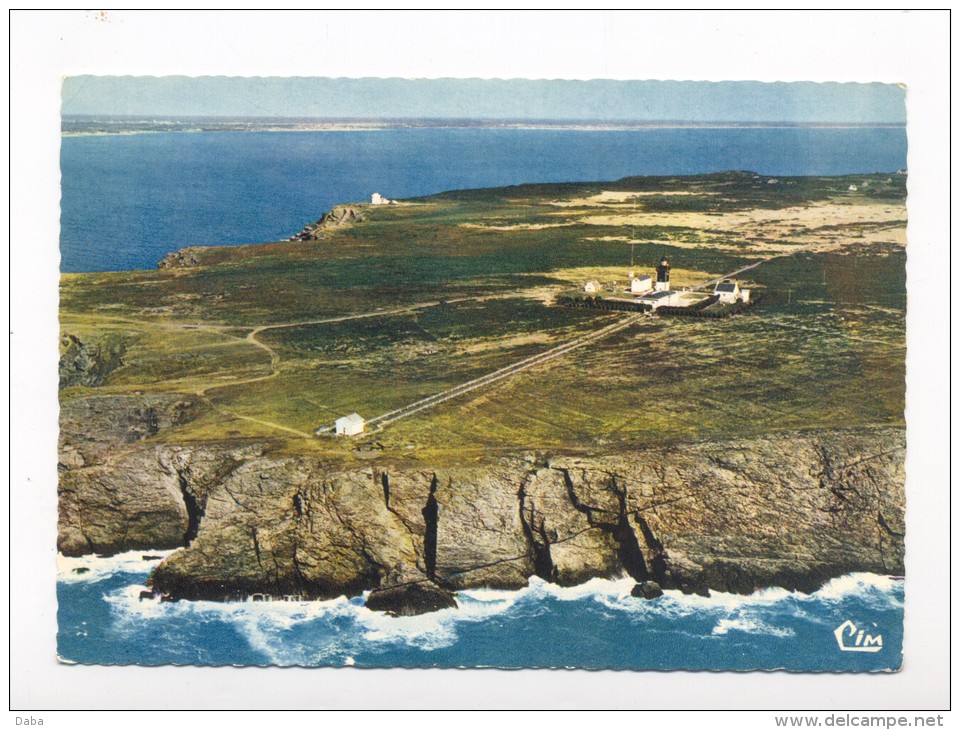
[61,117,906,137]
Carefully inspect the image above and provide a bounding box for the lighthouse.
[654,258,671,292]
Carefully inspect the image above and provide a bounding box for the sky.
[61,77,906,124]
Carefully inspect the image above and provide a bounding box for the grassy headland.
[60,171,906,465]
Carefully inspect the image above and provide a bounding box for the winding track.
[197,293,510,399]
[193,293,519,437]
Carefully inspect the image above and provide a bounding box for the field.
[60,171,906,465]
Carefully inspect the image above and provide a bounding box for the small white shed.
[631,275,652,293]
[584,280,601,294]
[335,413,365,436]
[714,280,741,304]
[371,193,397,206]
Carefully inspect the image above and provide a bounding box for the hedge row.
[661,294,760,319]
[556,295,644,312]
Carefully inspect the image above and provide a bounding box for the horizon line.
[61,115,906,127]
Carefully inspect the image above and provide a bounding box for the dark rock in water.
[631,580,664,600]
[72,567,89,575]
[141,555,163,561]
[138,590,154,601]
[365,567,457,616]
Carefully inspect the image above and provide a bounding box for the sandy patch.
[580,201,903,230]
[459,222,573,231]
[577,201,906,257]
[460,199,905,257]
[549,190,715,207]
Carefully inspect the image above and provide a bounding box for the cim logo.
[834,619,883,652]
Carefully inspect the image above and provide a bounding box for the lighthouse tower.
[654,258,671,292]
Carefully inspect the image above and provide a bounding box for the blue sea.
[58,126,906,670]
[60,126,907,273]
[57,552,902,671]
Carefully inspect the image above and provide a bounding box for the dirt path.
[196,394,316,439]
[195,293,519,437]
[357,313,644,432]
[198,293,514,398]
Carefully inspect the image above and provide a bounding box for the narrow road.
[151,260,775,438]
[348,258,778,434]
[363,313,643,430]
[691,259,766,292]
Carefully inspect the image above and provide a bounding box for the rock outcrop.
[56,393,237,556]
[57,392,905,615]
[58,393,204,469]
[157,247,204,269]
[290,206,363,240]
[59,334,127,388]
[156,204,364,269]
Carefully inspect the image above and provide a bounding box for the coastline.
[61,119,907,137]
[57,553,905,670]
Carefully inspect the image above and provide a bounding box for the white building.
[638,290,680,310]
[630,275,652,293]
[335,413,365,436]
[584,280,601,294]
[714,279,750,304]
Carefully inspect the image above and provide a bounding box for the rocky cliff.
[289,206,363,241]
[59,334,127,388]
[58,393,905,613]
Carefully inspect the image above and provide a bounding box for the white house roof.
[336,413,364,426]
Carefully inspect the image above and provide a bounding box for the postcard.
[51,75,911,674]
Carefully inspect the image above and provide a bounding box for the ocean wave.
[712,616,796,638]
[57,549,178,583]
[102,580,525,664]
[814,573,904,601]
[88,570,903,665]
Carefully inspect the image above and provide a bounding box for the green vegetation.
[60,172,906,464]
